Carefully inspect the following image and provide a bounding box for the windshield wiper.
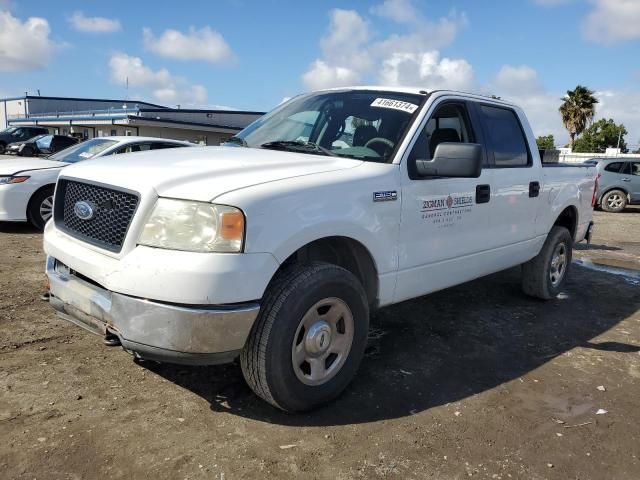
[260,140,337,157]
[224,136,247,147]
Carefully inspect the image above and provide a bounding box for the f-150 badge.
[373,191,398,202]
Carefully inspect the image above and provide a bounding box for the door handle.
[476,184,491,204]
[622,178,631,182]
[529,181,540,197]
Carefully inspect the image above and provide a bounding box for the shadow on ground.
[574,243,621,252]
[142,264,639,427]
[0,222,39,234]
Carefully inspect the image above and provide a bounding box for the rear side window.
[604,162,623,173]
[151,142,185,150]
[480,105,530,167]
[631,162,640,176]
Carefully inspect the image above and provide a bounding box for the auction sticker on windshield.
[371,98,419,114]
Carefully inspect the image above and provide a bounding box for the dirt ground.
[1,207,639,480]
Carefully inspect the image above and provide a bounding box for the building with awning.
[1,95,264,145]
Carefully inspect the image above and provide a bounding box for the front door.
[624,161,640,203]
[395,100,493,303]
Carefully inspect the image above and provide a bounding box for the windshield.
[1,127,18,134]
[229,90,424,162]
[48,138,118,163]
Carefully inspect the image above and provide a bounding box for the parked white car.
[0,136,192,229]
[44,88,597,411]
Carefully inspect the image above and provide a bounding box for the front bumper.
[46,256,260,365]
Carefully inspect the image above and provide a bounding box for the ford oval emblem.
[74,200,96,220]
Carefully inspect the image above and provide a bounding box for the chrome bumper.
[46,256,260,365]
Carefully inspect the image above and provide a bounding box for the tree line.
[535,85,638,154]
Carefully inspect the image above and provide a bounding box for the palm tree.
[559,85,598,150]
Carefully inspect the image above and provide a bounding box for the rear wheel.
[0,143,5,154]
[522,226,573,299]
[601,189,627,213]
[27,186,55,230]
[240,262,369,412]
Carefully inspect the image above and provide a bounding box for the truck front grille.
[54,179,140,252]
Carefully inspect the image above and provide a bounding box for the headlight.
[0,176,30,185]
[139,198,245,253]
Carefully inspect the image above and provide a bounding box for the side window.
[480,105,530,167]
[631,162,640,176]
[151,142,183,150]
[408,103,474,163]
[116,143,151,154]
[604,162,623,173]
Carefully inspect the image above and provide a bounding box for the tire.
[241,262,369,412]
[0,143,5,154]
[522,226,573,300]
[27,186,55,230]
[600,189,627,213]
[18,145,36,157]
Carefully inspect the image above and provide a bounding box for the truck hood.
[0,158,65,176]
[60,146,363,202]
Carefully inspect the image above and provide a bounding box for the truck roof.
[316,85,518,108]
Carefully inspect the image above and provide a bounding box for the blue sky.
[1,0,639,146]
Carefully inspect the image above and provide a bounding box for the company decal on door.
[420,194,473,228]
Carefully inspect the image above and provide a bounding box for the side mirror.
[414,143,483,178]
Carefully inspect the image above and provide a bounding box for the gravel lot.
[1,199,639,479]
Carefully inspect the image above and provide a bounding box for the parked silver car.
[586,158,640,212]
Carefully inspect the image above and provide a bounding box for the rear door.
[471,103,541,247]
[623,161,640,202]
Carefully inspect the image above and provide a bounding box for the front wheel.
[522,226,573,299]
[240,262,369,412]
[27,187,55,230]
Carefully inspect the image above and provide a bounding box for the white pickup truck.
[44,88,596,411]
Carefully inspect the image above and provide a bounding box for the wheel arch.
[269,235,379,310]
[552,205,578,240]
[25,183,56,218]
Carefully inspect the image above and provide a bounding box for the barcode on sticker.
[371,98,419,114]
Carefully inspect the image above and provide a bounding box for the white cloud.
[380,51,474,90]
[301,3,468,90]
[494,65,542,94]
[143,26,233,64]
[302,60,362,91]
[0,10,57,72]
[582,0,640,44]
[370,0,421,24]
[374,10,467,55]
[69,11,120,33]
[302,9,372,90]
[108,53,208,106]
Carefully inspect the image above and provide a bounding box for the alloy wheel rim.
[40,196,53,222]
[291,297,354,386]
[607,194,624,209]
[549,242,567,286]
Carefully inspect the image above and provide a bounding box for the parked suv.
[0,126,49,154]
[588,158,640,212]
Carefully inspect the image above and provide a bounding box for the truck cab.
[44,88,596,411]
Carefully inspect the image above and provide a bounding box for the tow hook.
[103,329,121,347]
